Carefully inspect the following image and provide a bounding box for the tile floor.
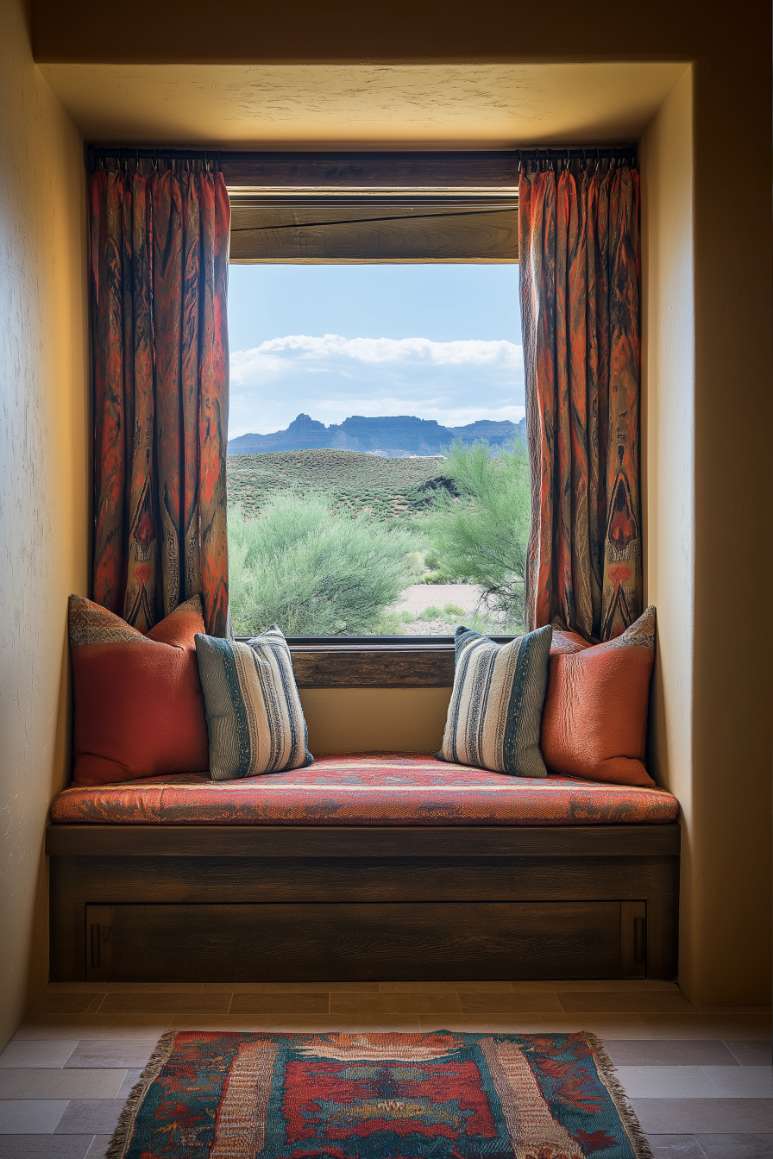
[0,980,769,1158]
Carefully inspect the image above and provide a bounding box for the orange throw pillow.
[540,607,656,787]
[69,595,209,785]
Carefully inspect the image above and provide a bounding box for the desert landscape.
[226,414,529,638]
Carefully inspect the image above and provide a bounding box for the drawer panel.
[85,900,645,982]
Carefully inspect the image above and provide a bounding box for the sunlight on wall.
[641,66,696,998]
[0,0,88,1043]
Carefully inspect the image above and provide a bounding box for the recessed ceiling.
[40,62,685,147]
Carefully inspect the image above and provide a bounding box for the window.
[225,162,527,642]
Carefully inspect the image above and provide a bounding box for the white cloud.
[231,334,521,383]
[228,333,525,436]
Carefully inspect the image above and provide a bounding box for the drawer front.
[85,900,645,982]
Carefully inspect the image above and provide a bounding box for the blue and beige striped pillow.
[195,627,312,780]
[439,624,553,777]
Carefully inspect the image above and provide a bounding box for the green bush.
[422,442,530,629]
[416,603,466,622]
[228,493,419,637]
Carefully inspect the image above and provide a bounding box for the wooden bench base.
[47,824,680,982]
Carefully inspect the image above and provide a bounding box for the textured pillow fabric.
[69,595,209,785]
[195,627,312,780]
[439,624,553,776]
[541,606,656,786]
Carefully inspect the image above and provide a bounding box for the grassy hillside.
[227,450,450,522]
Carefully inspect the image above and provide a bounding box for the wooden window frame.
[277,636,513,689]
[228,151,519,263]
[227,151,521,684]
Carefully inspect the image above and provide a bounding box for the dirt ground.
[392,583,483,635]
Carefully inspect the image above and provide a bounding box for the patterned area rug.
[108,1030,652,1158]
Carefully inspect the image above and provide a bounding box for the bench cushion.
[50,753,679,827]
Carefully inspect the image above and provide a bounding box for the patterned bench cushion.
[50,753,679,827]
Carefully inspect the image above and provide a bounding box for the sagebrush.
[419,443,529,629]
[228,493,420,637]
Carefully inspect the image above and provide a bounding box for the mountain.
[228,414,525,458]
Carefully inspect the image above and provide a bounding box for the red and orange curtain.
[89,155,230,635]
[518,153,642,641]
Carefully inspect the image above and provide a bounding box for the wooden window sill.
[233,637,471,688]
[286,640,455,688]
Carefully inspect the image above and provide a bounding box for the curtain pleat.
[519,157,642,641]
[89,160,230,635]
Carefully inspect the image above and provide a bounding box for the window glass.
[227,263,527,638]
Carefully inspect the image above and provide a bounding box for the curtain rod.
[86,144,638,169]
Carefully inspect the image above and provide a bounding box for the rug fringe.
[106,1030,176,1159]
[585,1031,654,1159]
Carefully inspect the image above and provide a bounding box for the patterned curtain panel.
[89,157,230,635]
[518,154,642,641]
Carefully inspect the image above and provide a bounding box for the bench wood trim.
[49,822,679,983]
[46,823,681,859]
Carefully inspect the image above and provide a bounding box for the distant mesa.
[228,413,525,458]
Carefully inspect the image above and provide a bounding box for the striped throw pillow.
[195,628,312,780]
[439,624,553,776]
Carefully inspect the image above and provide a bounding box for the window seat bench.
[47,753,680,984]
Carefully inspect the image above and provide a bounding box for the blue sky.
[228,264,523,436]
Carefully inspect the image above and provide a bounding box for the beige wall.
[302,689,450,756]
[689,46,773,1004]
[640,68,697,995]
[0,0,88,1043]
[639,30,772,1008]
[21,0,773,68]
[628,48,771,1004]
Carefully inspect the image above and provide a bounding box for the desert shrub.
[228,493,419,637]
[416,603,466,622]
[423,442,530,629]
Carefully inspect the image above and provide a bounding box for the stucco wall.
[302,688,451,756]
[640,68,697,995]
[689,44,773,1004]
[0,0,88,1043]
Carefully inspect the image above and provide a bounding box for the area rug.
[108,1029,653,1159]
